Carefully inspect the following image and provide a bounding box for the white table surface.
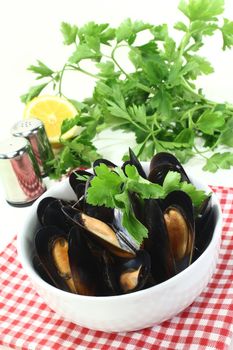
[0,0,233,348]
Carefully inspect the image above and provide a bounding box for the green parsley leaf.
[60,22,78,45]
[27,60,54,79]
[96,61,119,78]
[69,44,101,63]
[121,209,148,244]
[218,119,233,147]
[174,129,195,146]
[87,164,123,208]
[174,21,188,32]
[179,0,224,21]
[20,83,48,104]
[182,55,214,80]
[196,110,225,135]
[190,21,218,37]
[180,182,208,207]
[203,152,233,172]
[163,171,181,195]
[61,115,80,135]
[221,18,233,50]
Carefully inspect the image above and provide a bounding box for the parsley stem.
[111,44,154,95]
[58,64,67,96]
[68,64,104,80]
[130,120,150,133]
[181,77,204,100]
[193,145,209,159]
[177,31,191,61]
[137,133,153,157]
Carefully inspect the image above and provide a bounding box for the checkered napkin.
[0,186,233,350]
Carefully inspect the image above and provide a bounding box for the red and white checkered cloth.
[0,186,233,350]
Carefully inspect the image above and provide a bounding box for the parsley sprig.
[22,0,233,177]
[85,163,207,244]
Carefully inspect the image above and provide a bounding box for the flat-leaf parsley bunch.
[22,0,233,178]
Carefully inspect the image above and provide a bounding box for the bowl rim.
[17,168,223,301]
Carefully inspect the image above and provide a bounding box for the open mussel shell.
[162,191,195,273]
[61,206,136,259]
[37,197,71,232]
[122,148,147,179]
[35,225,75,293]
[116,250,151,294]
[68,226,100,296]
[148,152,190,185]
[144,190,195,282]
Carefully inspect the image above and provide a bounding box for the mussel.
[37,197,72,232]
[115,250,151,294]
[69,169,114,223]
[33,150,217,297]
[122,148,147,179]
[148,152,190,185]
[61,206,137,259]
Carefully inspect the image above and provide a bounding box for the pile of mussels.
[33,151,217,296]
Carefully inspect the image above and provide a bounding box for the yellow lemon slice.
[23,95,80,144]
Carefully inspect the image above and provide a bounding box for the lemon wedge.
[23,95,80,144]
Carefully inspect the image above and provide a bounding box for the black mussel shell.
[83,237,119,295]
[193,204,218,261]
[116,250,151,294]
[68,226,99,295]
[69,169,92,195]
[69,170,93,210]
[148,152,190,185]
[100,250,119,295]
[61,206,136,259]
[35,225,75,293]
[37,197,71,232]
[144,199,176,283]
[84,203,114,224]
[32,255,55,286]
[37,197,56,225]
[195,195,212,224]
[93,159,117,173]
[122,148,147,179]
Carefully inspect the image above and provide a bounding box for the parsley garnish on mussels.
[80,163,208,244]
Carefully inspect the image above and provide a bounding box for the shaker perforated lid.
[0,136,28,159]
[11,119,43,138]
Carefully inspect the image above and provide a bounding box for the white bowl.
[17,163,222,332]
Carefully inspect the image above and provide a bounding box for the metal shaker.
[11,119,54,177]
[0,136,46,206]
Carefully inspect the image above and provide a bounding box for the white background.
[0,1,233,348]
